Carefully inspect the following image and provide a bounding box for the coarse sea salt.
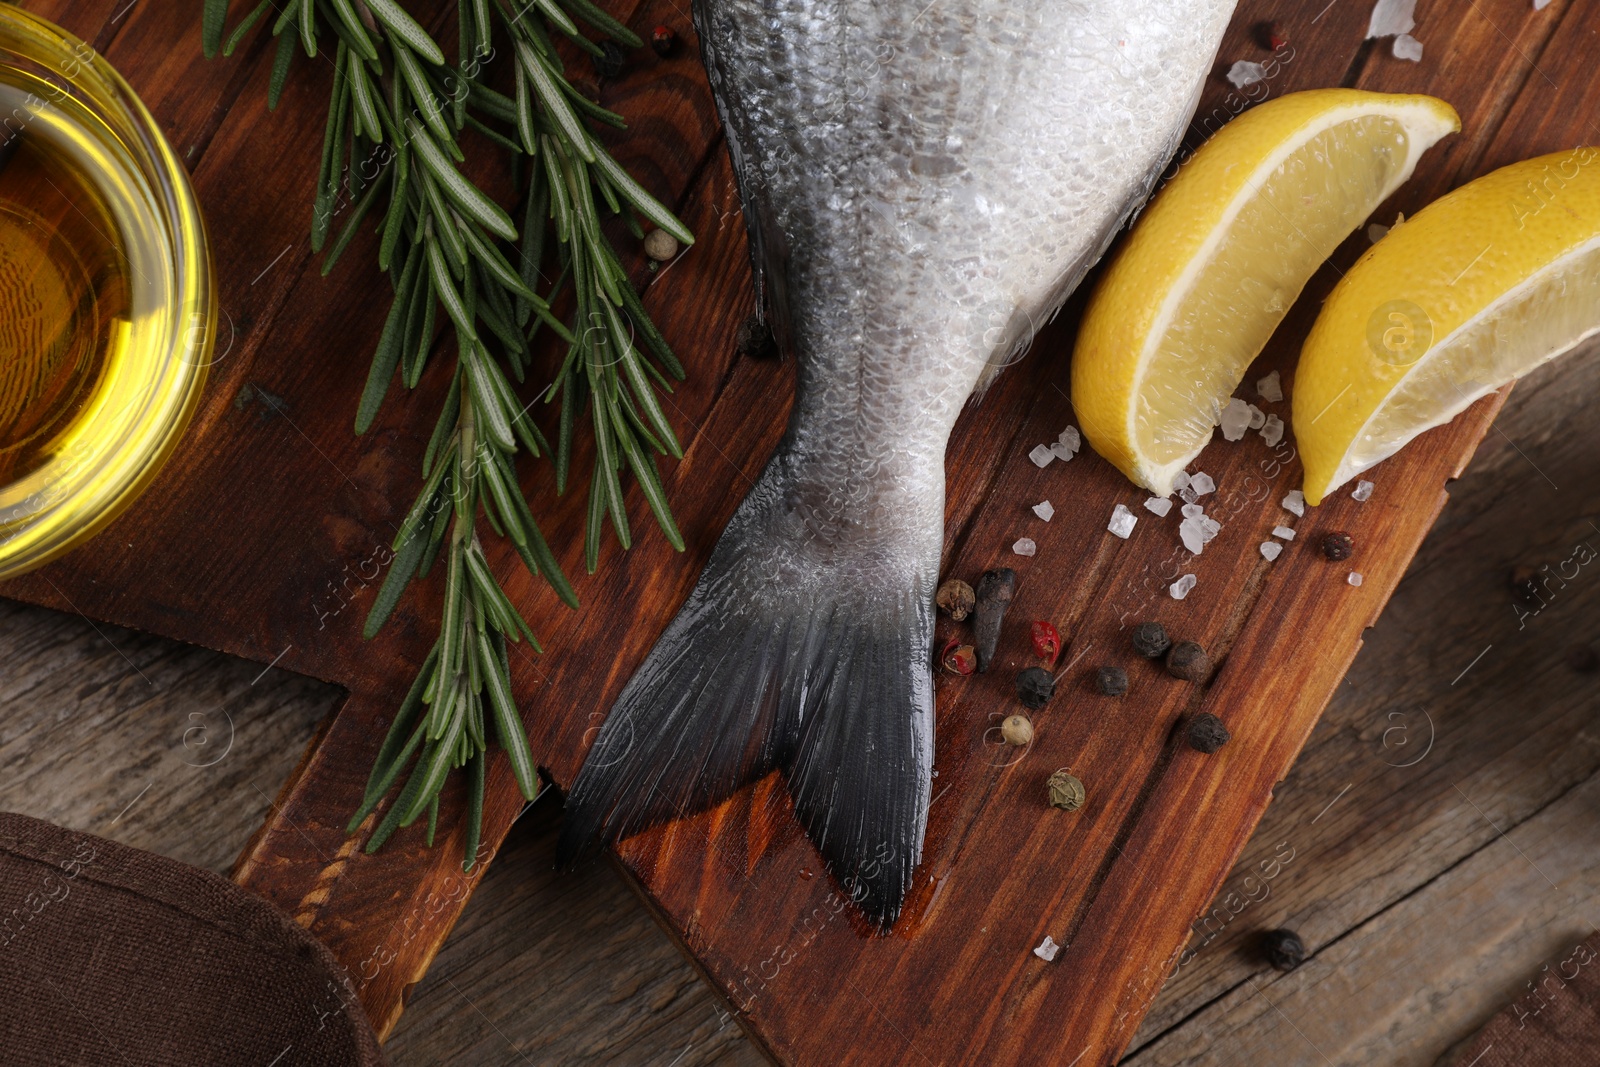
[1349,571,1364,587]
[1257,371,1283,403]
[1273,526,1296,541]
[1179,517,1207,554]
[1393,33,1423,61]
[1050,441,1076,462]
[1144,497,1173,517]
[1368,0,1416,38]
[1181,503,1205,519]
[1227,60,1267,89]
[1013,537,1037,557]
[1260,541,1283,561]
[1109,504,1137,539]
[1033,500,1055,522]
[1283,489,1305,517]
[1172,470,1191,492]
[1368,223,1391,243]
[1262,414,1285,447]
[1190,471,1217,497]
[1170,574,1197,600]
[1353,480,1375,502]
[1034,936,1062,962]
[1029,444,1055,468]
[1220,398,1253,441]
[1179,486,1199,505]
[1058,426,1081,454]
[1248,404,1266,431]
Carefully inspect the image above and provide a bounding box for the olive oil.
[0,89,129,485]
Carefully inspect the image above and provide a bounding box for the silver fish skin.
[560,0,1237,927]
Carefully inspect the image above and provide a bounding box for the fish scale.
[560,0,1236,927]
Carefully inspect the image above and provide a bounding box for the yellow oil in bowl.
[0,10,213,580]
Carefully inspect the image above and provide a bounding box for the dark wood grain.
[2,0,1591,1062]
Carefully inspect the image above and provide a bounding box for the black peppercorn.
[735,314,778,360]
[1016,667,1055,709]
[1095,665,1128,697]
[1321,531,1354,561]
[651,24,678,56]
[593,39,627,79]
[1131,622,1171,659]
[1260,928,1305,971]
[1166,640,1211,683]
[1186,712,1231,753]
[972,568,1016,673]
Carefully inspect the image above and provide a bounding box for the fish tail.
[557,464,935,930]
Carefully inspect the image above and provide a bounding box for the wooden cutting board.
[4,0,1587,1061]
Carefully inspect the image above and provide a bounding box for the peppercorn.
[1260,928,1305,972]
[941,641,976,676]
[1016,666,1055,709]
[1047,770,1085,811]
[936,578,976,621]
[1000,714,1033,746]
[1186,712,1231,753]
[593,39,627,79]
[972,568,1016,673]
[651,24,678,56]
[1095,665,1128,697]
[1321,531,1354,561]
[1030,620,1062,666]
[1166,640,1211,683]
[643,229,679,262]
[735,314,778,360]
[1131,621,1170,659]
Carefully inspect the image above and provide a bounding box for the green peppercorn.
[936,578,976,621]
[1047,770,1085,811]
[1095,665,1128,697]
[1131,621,1171,659]
[1016,666,1055,709]
[1186,712,1231,753]
[1261,928,1305,971]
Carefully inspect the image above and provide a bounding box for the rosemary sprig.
[204,0,693,867]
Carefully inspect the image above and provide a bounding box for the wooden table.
[3,0,1598,1063]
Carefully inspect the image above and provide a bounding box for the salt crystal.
[1181,503,1205,519]
[1172,470,1192,492]
[1227,60,1267,89]
[1392,33,1423,61]
[1283,490,1305,517]
[1179,518,1207,554]
[1367,0,1416,39]
[1219,398,1252,441]
[1248,404,1266,430]
[1034,936,1062,962]
[1033,500,1055,522]
[1260,541,1283,561]
[1262,414,1285,447]
[1179,486,1199,505]
[1029,444,1055,468]
[1190,472,1216,497]
[1272,526,1296,541]
[1057,426,1082,454]
[1144,497,1173,517]
[1348,571,1364,587]
[1049,441,1076,462]
[1013,537,1037,557]
[1353,480,1375,502]
[1257,371,1283,403]
[1367,222,1390,243]
[1198,515,1222,542]
[1170,574,1197,600]
[1108,504,1137,539]
[1535,0,1552,8]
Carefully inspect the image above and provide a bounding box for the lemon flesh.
[1295,147,1600,504]
[1072,90,1460,495]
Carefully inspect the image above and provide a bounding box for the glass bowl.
[0,6,213,580]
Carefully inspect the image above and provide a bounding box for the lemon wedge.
[1072,89,1459,495]
[1295,147,1600,504]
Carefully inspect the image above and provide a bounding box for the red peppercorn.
[1030,620,1061,667]
[1255,20,1288,50]
[941,638,977,676]
[651,24,678,56]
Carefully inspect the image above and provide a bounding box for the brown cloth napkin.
[0,812,385,1066]
[1447,929,1600,1066]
